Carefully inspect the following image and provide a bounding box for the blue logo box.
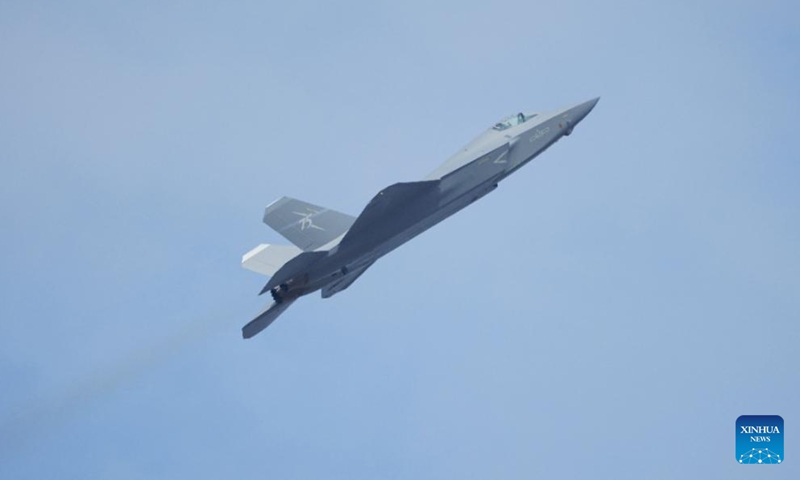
[737,415,783,464]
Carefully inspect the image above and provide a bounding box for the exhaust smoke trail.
[0,311,232,463]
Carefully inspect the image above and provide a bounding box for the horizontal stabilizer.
[263,197,356,251]
[242,299,297,339]
[242,244,303,277]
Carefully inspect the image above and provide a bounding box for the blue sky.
[1,1,798,478]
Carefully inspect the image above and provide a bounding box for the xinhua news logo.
[736,415,784,464]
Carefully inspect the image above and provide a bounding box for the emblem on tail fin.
[293,209,325,231]
[262,196,356,251]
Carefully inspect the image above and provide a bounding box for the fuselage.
[272,98,599,301]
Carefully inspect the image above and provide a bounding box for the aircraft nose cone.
[559,97,599,135]
[572,97,600,123]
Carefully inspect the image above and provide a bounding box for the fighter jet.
[240,98,599,338]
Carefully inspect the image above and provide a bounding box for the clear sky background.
[1,1,798,478]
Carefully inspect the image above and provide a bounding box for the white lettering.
[741,426,780,434]
[529,127,550,143]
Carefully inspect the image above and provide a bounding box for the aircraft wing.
[242,299,297,339]
[339,180,441,249]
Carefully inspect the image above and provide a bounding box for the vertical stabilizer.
[263,197,356,251]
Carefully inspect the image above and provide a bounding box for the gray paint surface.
[262,196,356,251]
[243,99,598,337]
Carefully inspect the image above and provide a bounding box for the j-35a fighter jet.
[241,98,599,338]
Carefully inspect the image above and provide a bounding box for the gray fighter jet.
[241,98,599,338]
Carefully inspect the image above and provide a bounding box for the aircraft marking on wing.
[493,151,508,164]
[293,209,326,231]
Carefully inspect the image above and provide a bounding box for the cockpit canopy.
[492,112,536,131]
